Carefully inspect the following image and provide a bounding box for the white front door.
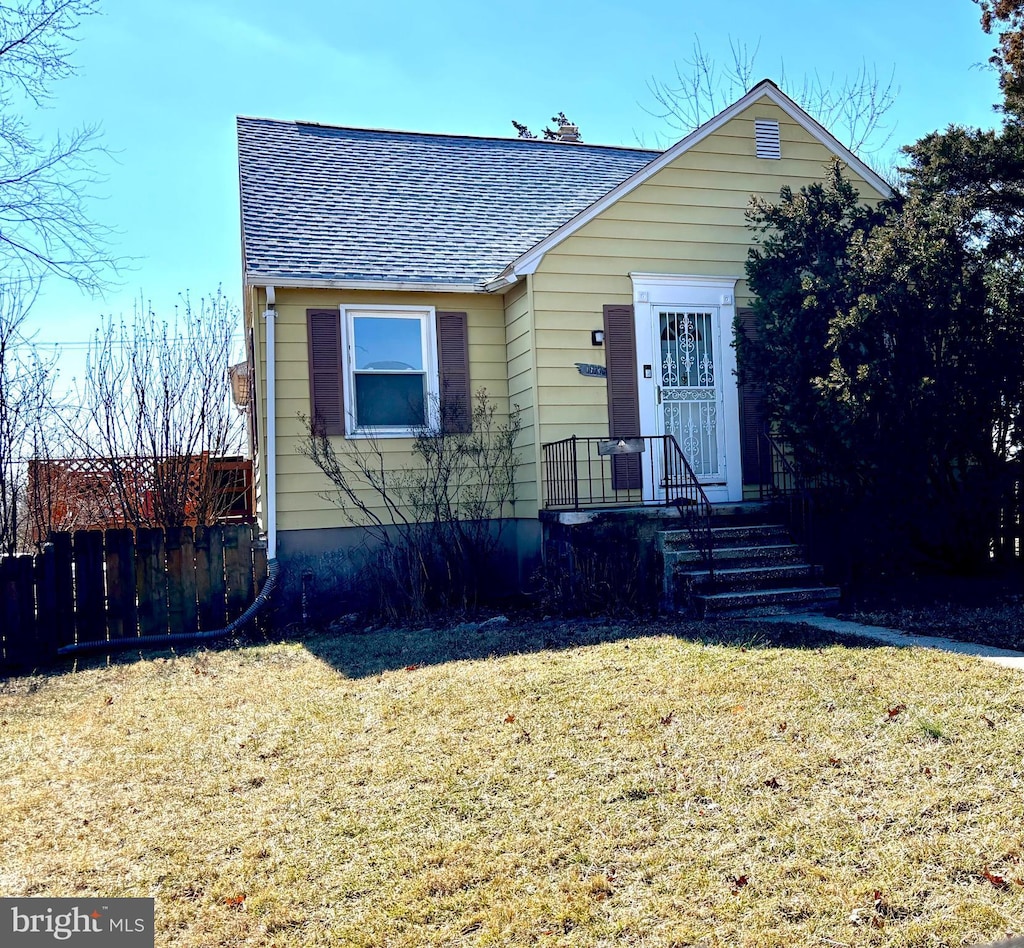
[632,275,743,504]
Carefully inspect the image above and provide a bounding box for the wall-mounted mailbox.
[597,438,645,456]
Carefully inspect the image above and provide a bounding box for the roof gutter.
[243,275,488,294]
[483,271,521,294]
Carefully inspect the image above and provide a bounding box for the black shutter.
[306,309,345,436]
[436,311,471,433]
[603,303,642,490]
[737,308,768,485]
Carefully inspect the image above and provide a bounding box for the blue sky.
[26,0,1003,380]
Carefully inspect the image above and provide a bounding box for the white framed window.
[340,305,439,436]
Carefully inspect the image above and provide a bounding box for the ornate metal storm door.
[658,308,725,481]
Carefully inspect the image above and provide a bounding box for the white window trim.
[339,303,439,438]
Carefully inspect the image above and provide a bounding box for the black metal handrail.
[541,434,714,574]
[662,434,714,577]
[759,432,818,563]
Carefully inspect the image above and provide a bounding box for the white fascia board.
[505,80,894,278]
[243,275,488,294]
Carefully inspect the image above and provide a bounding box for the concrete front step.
[659,513,840,618]
[695,585,842,618]
[706,502,786,525]
[659,523,790,551]
[676,563,823,592]
[667,543,806,568]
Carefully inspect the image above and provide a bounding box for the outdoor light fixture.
[591,330,604,346]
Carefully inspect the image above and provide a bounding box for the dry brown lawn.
[1,619,1023,947]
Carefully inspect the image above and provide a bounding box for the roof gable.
[503,80,894,279]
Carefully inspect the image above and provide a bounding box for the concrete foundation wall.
[540,508,687,613]
[273,518,542,623]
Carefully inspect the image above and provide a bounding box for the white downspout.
[263,287,278,561]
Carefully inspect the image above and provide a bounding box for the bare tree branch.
[0,277,57,554]
[0,0,117,292]
[64,289,245,529]
[642,37,898,162]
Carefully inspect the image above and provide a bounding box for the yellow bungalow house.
[237,79,892,615]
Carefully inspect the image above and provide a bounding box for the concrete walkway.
[759,613,1024,671]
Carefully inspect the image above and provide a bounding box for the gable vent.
[754,119,781,159]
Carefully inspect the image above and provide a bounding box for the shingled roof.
[236,118,660,288]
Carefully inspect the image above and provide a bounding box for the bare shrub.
[300,391,521,620]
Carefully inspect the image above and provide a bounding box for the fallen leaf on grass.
[777,721,787,732]
[729,874,749,895]
[763,777,781,790]
[981,715,996,729]
[504,713,515,724]
[982,869,1010,889]
[886,704,906,719]
[404,664,421,672]
[849,890,887,928]
[659,711,675,726]
[223,894,245,907]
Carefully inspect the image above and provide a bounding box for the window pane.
[353,316,424,370]
[354,373,426,428]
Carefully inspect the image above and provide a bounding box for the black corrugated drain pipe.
[56,559,280,657]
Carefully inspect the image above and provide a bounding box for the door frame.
[630,273,743,504]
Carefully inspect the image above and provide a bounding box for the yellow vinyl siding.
[580,219,751,241]
[503,280,539,515]
[251,286,509,531]
[530,95,888,484]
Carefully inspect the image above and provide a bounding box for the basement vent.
[754,119,781,159]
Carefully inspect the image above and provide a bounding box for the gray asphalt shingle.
[237,118,660,286]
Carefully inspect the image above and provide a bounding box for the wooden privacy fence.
[1,524,268,672]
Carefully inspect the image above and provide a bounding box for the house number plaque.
[597,438,645,456]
